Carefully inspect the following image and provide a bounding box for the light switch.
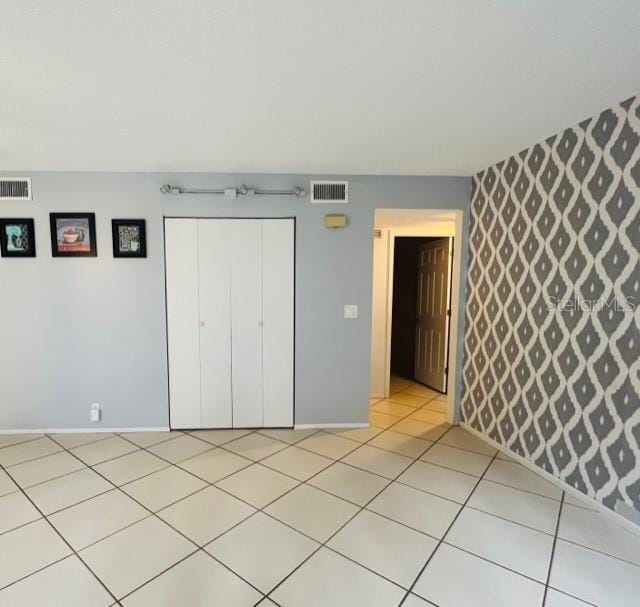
[344,304,358,319]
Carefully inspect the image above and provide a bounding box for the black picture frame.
[50,213,97,257]
[0,218,36,258]
[112,219,147,258]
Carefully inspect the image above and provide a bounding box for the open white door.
[414,237,452,392]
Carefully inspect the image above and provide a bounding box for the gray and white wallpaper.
[462,94,640,514]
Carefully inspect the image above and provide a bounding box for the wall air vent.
[0,178,31,201]
[310,181,348,204]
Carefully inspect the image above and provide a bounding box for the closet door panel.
[262,220,294,427]
[230,220,263,427]
[198,220,233,428]
[165,219,201,429]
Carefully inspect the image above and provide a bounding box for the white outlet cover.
[344,304,358,319]
[90,403,101,422]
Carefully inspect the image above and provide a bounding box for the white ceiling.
[1,1,639,175]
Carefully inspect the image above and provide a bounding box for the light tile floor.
[0,377,639,606]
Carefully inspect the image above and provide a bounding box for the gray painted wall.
[0,173,470,429]
[462,94,640,515]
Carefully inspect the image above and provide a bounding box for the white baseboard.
[460,422,640,536]
[0,427,170,434]
[295,423,369,430]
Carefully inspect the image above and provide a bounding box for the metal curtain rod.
[160,184,306,198]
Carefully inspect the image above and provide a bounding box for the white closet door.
[165,219,201,429]
[262,220,294,427]
[198,220,233,428]
[230,220,263,427]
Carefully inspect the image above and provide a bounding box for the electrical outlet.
[90,403,101,423]
[344,304,358,319]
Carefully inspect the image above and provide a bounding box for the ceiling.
[1,1,639,175]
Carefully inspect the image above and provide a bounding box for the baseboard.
[295,423,369,430]
[460,422,640,536]
[0,427,170,434]
[369,394,385,400]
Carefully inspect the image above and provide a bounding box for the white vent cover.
[0,178,31,201]
[310,181,348,203]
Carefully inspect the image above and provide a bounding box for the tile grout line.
[1,430,186,490]
[397,449,500,606]
[261,423,457,601]
[0,461,120,604]
[3,419,634,604]
[2,391,434,502]
[66,407,442,601]
[0,400,499,599]
[437,539,551,587]
[3,395,610,603]
[545,586,599,607]
[72,424,640,598]
[541,491,565,607]
[0,431,124,469]
[41,434,270,603]
[0,435,51,452]
[116,399,451,601]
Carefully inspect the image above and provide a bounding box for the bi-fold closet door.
[165,218,294,429]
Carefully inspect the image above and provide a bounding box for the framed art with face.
[112,219,147,258]
[50,213,97,257]
[0,218,36,257]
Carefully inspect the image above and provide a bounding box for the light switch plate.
[344,304,358,319]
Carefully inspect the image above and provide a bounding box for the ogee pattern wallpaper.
[462,94,640,514]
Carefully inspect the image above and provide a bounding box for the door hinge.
[446,309,451,316]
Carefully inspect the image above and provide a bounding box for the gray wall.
[0,173,470,429]
[462,94,640,515]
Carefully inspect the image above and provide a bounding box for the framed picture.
[112,219,147,258]
[0,218,36,257]
[50,213,97,257]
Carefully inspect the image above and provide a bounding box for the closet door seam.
[196,221,203,428]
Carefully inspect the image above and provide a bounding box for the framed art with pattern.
[50,212,97,257]
[0,218,36,257]
[112,219,146,258]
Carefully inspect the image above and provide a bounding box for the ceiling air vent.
[310,181,348,204]
[0,178,31,201]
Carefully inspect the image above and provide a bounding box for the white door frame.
[373,210,464,425]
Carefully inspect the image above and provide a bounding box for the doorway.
[370,209,464,424]
[390,236,453,393]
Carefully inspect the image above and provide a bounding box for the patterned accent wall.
[462,94,640,514]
